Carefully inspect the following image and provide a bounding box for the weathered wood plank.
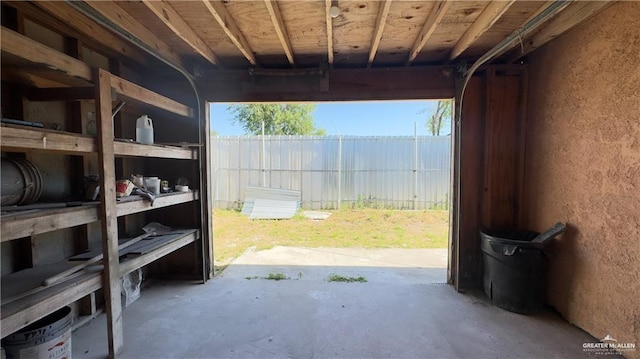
[83,1,184,69]
[1,271,102,336]
[110,75,193,118]
[140,0,220,66]
[202,67,455,102]
[264,0,295,67]
[116,191,200,217]
[325,0,334,66]
[113,141,197,160]
[406,0,451,65]
[458,75,485,289]
[95,69,123,358]
[1,206,99,242]
[24,1,148,66]
[0,27,92,83]
[201,0,257,66]
[367,0,393,68]
[450,0,515,60]
[1,126,96,154]
[119,231,198,277]
[508,1,614,63]
[482,70,521,230]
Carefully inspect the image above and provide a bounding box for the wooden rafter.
[83,1,184,68]
[488,1,554,62]
[20,2,148,66]
[141,0,220,66]
[406,0,451,66]
[264,0,295,67]
[201,0,257,66]
[325,0,334,66]
[367,0,393,68]
[507,1,614,63]
[449,0,516,60]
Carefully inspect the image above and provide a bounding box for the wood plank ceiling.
[24,0,613,71]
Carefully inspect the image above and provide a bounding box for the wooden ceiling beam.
[201,0,258,66]
[83,1,185,68]
[367,0,393,68]
[264,0,295,67]
[406,1,451,66]
[507,1,614,63]
[449,0,516,60]
[325,0,334,67]
[487,1,554,62]
[20,1,148,66]
[140,0,221,66]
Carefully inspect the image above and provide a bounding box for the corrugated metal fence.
[212,135,451,210]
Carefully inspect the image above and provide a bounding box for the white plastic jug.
[136,115,154,145]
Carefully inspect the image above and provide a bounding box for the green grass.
[213,208,449,265]
[327,273,368,283]
[244,272,290,281]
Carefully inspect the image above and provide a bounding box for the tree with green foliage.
[421,100,453,136]
[227,104,325,135]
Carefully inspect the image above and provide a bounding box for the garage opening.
[210,100,453,284]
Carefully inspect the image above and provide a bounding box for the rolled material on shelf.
[1,158,42,206]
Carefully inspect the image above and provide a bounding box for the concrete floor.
[72,248,607,358]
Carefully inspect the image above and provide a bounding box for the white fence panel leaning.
[211,135,451,210]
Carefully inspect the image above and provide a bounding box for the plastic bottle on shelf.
[136,115,154,145]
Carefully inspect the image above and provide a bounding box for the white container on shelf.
[135,115,154,145]
[144,177,160,195]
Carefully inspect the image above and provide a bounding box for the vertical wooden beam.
[367,0,393,68]
[449,0,515,60]
[201,0,257,66]
[457,74,486,289]
[325,0,334,67]
[203,102,214,280]
[95,68,123,358]
[516,67,529,228]
[263,0,295,67]
[482,69,521,230]
[406,0,451,66]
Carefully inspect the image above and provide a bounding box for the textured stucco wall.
[525,2,639,356]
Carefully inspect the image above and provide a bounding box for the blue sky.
[210,100,451,136]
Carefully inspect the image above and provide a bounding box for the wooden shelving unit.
[1,230,200,336]
[1,24,208,356]
[1,192,199,242]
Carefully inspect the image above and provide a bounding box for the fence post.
[261,121,266,187]
[413,122,418,210]
[337,135,342,209]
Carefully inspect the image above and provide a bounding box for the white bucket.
[2,306,72,359]
[136,115,154,145]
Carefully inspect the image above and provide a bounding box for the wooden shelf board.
[116,191,199,216]
[1,230,198,336]
[1,125,96,154]
[0,27,92,86]
[1,266,102,337]
[1,192,198,242]
[1,204,99,242]
[110,75,193,118]
[1,28,193,119]
[119,230,199,276]
[114,140,197,160]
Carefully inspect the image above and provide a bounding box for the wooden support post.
[95,68,124,358]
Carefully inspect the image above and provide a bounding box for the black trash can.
[480,229,549,314]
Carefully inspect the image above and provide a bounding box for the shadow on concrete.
[71,260,609,359]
